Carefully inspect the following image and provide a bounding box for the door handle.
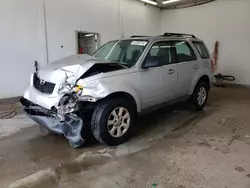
[168,69,175,75]
[193,64,200,69]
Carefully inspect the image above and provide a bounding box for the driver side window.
[143,41,173,68]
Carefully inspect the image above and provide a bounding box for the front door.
[140,67,166,109]
[140,41,178,109]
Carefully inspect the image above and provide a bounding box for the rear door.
[171,40,199,97]
[192,40,212,74]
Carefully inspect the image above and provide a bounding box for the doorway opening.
[76,31,100,55]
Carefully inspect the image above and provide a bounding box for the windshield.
[92,40,148,67]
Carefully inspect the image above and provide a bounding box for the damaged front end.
[20,94,85,148]
[20,54,127,148]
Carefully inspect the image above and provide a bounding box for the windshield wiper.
[118,62,130,68]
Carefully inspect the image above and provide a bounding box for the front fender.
[78,80,142,112]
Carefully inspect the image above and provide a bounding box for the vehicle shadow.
[134,101,194,136]
[133,99,218,139]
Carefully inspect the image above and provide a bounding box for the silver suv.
[20,33,213,147]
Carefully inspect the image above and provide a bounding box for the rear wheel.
[192,81,209,110]
[91,97,136,146]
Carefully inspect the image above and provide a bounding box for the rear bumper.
[20,97,84,148]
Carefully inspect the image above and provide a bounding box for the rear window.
[193,41,210,59]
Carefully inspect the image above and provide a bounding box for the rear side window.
[193,41,210,59]
[173,41,197,63]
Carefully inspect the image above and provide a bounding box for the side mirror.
[142,59,159,69]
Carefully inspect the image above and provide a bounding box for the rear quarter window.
[193,41,210,59]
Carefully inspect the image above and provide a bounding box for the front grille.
[33,74,55,94]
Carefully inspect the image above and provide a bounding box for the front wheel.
[91,97,136,146]
[192,81,209,110]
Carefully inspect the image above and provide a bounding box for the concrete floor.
[1,88,250,188]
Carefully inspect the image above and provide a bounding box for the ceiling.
[138,0,215,9]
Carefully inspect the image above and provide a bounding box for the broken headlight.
[59,94,78,108]
[57,94,78,121]
[72,85,83,94]
[58,75,77,94]
[58,82,73,94]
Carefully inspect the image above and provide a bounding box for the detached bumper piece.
[20,98,84,148]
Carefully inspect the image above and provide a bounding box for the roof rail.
[130,35,150,38]
[162,32,196,38]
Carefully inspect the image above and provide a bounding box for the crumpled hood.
[37,54,109,84]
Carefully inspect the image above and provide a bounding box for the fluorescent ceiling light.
[140,0,157,6]
[162,0,181,4]
[85,34,94,37]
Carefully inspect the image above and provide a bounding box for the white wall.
[161,0,250,85]
[0,0,161,98]
[0,0,47,99]
[46,0,161,62]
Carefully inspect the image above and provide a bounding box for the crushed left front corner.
[20,97,84,148]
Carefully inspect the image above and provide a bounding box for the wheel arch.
[189,74,211,95]
[100,91,139,113]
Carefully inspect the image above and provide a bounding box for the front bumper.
[23,85,63,110]
[20,98,84,148]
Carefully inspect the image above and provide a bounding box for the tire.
[81,123,97,145]
[78,109,97,145]
[192,81,209,110]
[91,97,136,146]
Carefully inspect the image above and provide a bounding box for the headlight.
[59,94,77,108]
[57,94,78,122]
[58,82,72,94]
